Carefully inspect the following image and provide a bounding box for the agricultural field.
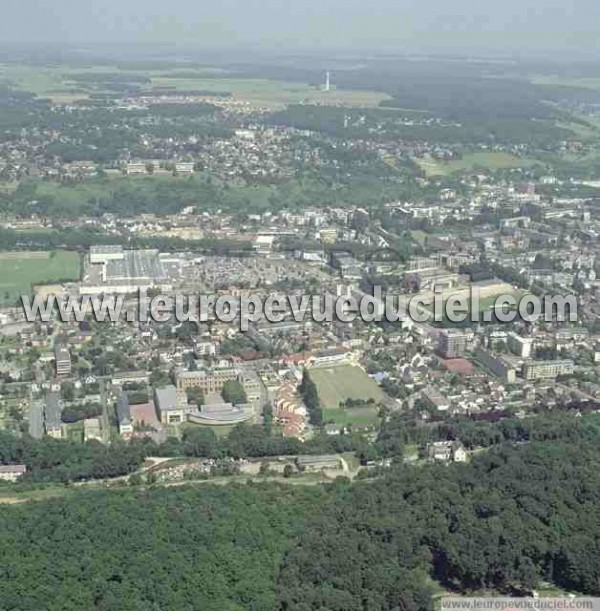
[150,75,390,109]
[308,365,384,411]
[414,151,538,177]
[531,75,600,90]
[0,63,389,109]
[0,64,91,103]
[0,251,81,306]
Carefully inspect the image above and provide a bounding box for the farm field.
[531,75,600,90]
[308,365,384,410]
[414,151,538,177]
[150,75,390,109]
[0,251,81,306]
[0,63,390,109]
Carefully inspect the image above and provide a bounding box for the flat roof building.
[523,360,574,381]
[507,332,534,359]
[82,249,170,295]
[44,393,62,438]
[54,344,71,378]
[154,385,191,426]
[253,235,275,255]
[437,329,474,359]
[90,245,124,265]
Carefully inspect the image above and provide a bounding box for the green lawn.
[181,422,237,439]
[322,406,380,429]
[0,250,81,305]
[63,421,84,443]
[309,365,384,411]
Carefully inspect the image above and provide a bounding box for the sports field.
[0,251,81,306]
[322,407,381,428]
[308,365,384,410]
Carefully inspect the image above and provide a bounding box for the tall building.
[437,329,474,359]
[54,344,71,377]
[475,347,517,384]
[522,360,574,381]
[507,332,534,359]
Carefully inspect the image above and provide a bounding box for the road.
[100,379,111,443]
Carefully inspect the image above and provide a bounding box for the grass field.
[414,152,538,177]
[309,365,384,411]
[0,65,92,103]
[420,284,529,325]
[532,75,600,90]
[322,406,380,429]
[0,251,81,305]
[410,230,429,246]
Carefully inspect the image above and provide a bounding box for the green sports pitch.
[0,251,81,306]
[308,365,384,411]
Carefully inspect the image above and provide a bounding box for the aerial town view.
[0,1,599,610]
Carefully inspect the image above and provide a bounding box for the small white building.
[0,464,27,482]
[253,235,275,255]
[427,441,468,463]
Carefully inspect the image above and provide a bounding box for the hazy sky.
[3,0,600,52]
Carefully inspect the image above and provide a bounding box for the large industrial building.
[89,245,124,265]
[81,247,173,295]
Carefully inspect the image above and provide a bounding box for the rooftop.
[154,386,178,411]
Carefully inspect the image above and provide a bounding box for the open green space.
[182,422,237,439]
[532,75,600,90]
[424,290,529,315]
[414,151,538,177]
[0,63,389,109]
[322,406,381,428]
[308,365,384,411]
[150,75,390,109]
[0,250,81,305]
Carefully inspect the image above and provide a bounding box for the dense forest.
[0,433,598,610]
